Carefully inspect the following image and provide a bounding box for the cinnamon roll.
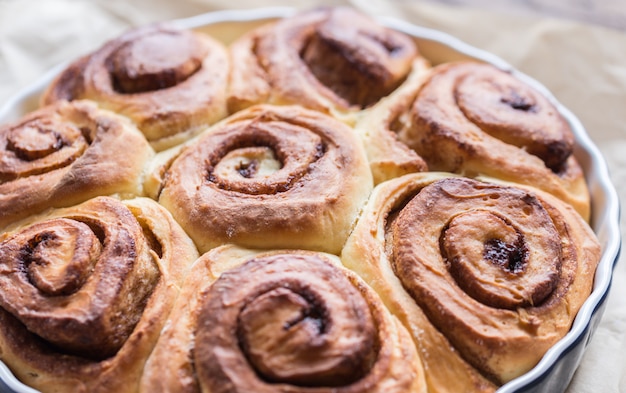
[227,7,420,124]
[362,60,590,219]
[341,173,601,391]
[354,58,430,184]
[41,24,229,151]
[140,245,425,393]
[0,196,198,393]
[156,104,373,254]
[0,100,153,229]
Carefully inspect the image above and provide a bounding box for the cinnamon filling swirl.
[1,116,88,182]
[300,8,416,108]
[157,104,372,254]
[451,68,574,173]
[193,253,385,390]
[107,30,207,94]
[0,197,160,360]
[228,7,419,118]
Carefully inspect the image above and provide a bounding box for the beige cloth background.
[0,0,624,391]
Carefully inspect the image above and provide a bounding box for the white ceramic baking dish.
[0,7,621,393]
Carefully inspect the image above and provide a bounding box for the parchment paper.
[1,0,624,391]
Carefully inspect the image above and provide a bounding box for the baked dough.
[341,173,600,390]
[228,7,420,124]
[0,7,604,393]
[354,58,431,184]
[41,24,229,151]
[360,61,590,219]
[157,104,373,254]
[0,196,198,393]
[0,100,153,229]
[140,245,426,393]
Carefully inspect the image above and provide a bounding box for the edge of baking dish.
[0,7,621,393]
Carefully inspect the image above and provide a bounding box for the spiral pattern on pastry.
[392,61,590,219]
[341,173,600,390]
[157,104,373,254]
[41,24,229,151]
[0,100,153,229]
[0,196,199,393]
[140,246,425,393]
[228,7,419,123]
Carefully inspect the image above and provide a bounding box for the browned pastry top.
[0,100,153,229]
[228,7,419,119]
[0,7,604,393]
[139,246,426,393]
[0,198,157,359]
[0,196,198,393]
[412,61,574,172]
[106,29,206,94]
[173,247,425,393]
[158,104,373,254]
[341,172,600,391]
[389,176,600,383]
[195,253,379,389]
[397,61,590,219]
[41,24,229,150]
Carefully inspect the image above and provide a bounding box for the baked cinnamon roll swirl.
[156,104,373,254]
[363,60,589,219]
[0,196,198,393]
[41,24,229,151]
[140,246,425,393]
[0,100,153,229]
[341,173,601,391]
[228,7,420,123]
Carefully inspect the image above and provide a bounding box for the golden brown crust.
[0,7,603,393]
[41,24,229,151]
[0,196,199,393]
[227,7,419,124]
[157,104,373,254]
[355,58,431,184]
[0,100,154,229]
[391,61,590,220]
[140,246,426,393]
[341,173,600,390]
